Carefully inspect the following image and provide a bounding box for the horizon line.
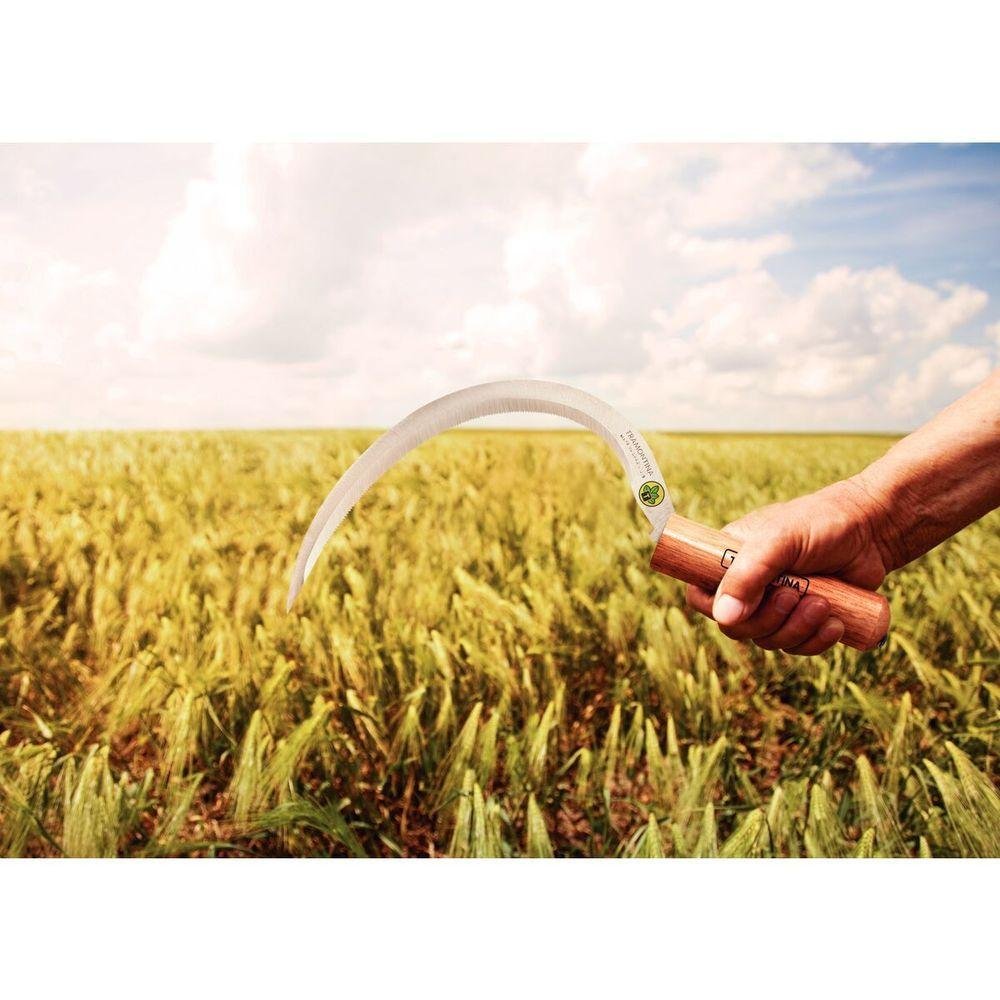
[0,425,911,437]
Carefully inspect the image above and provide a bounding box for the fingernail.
[775,590,799,614]
[714,594,745,625]
[819,618,844,643]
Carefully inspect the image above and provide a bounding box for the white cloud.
[662,231,794,273]
[577,143,867,229]
[0,236,119,365]
[443,300,548,376]
[0,143,995,430]
[675,144,867,229]
[139,145,274,352]
[624,263,990,426]
[663,264,986,366]
[577,143,648,194]
[503,204,586,296]
[136,143,858,379]
[886,343,995,417]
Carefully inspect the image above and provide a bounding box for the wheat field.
[0,428,997,857]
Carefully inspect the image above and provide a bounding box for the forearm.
[852,369,1000,571]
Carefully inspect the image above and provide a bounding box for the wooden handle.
[650,514,890,651]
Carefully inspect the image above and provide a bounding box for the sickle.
[287,379,889,651]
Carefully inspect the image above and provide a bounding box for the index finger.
[686,583,715,618]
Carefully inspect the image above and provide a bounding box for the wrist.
[846,463,913,573]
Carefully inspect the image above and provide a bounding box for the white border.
[2,1,997,140]
[1,860,996,995]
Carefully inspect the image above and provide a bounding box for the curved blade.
[287,379,672,608]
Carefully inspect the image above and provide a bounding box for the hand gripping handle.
[650,514,890,651]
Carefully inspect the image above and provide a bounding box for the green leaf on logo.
[640,482,662,505]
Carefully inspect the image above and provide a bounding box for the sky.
[1,143,998,432]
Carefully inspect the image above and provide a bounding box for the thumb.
[712,526,798,626]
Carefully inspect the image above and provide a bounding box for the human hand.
[685,478,893,656]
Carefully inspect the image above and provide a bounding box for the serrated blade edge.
[287,379,672,608]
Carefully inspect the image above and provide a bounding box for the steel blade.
[287,379,672,608]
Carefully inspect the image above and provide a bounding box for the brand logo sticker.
[639,481,665,507]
